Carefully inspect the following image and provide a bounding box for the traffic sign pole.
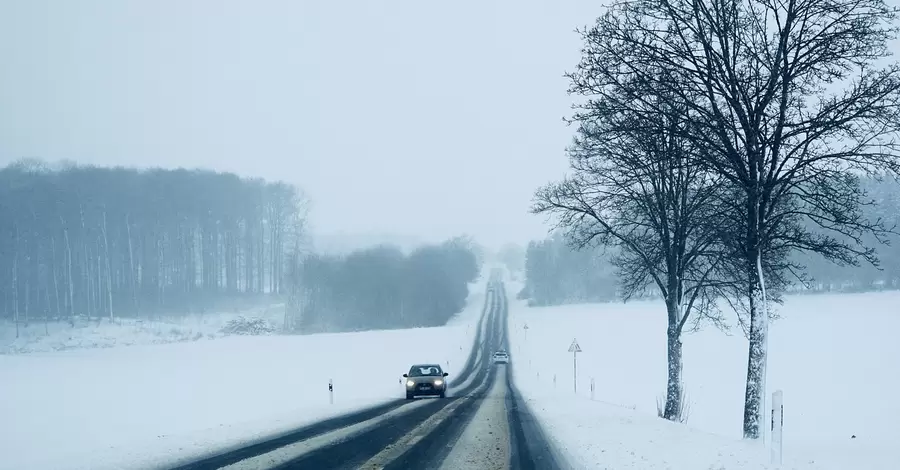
[568,338,582,394]
[574,349,577,393]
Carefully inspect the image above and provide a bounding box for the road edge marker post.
[771,389,783,465]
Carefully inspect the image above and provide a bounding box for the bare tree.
[571,0,900,437]
[534,92,727,421]
[101,208,113,321]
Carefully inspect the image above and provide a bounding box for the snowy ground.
[508,286,900,469]
[0,278,488,470]
[0,303,285,354]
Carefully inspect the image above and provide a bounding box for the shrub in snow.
[219,316,276,336]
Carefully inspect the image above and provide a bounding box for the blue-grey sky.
[0,1,604,250]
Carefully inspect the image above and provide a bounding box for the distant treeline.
[286,237,482,333]
[791,177,900,292]
[0,159,307,327]
[521,177,900,307]
[519,233,618,306]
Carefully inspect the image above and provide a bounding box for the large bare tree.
[534,92,728,421]
[570,0,900,437]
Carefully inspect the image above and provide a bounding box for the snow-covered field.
[0,279,488,470]
[508,286,900,469]
[0,303,286,354]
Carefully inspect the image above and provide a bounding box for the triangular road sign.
[568,338,582,353]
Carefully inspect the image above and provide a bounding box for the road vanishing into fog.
[168,274,564,470]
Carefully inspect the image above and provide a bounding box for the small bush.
[220,316,276,336]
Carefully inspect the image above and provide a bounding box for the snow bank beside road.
[507,289,900,469]
[0,282,488,470]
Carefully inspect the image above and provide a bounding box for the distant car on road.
[493,350,509,364]
[403,364,449,399]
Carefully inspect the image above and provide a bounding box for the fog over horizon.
[0,0,609,250]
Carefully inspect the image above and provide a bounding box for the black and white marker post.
[771,390,784,465]
[328,379,334,405]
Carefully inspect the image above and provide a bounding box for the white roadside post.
[771,390,784,465]
[590,377,595,401]
[329,379,334,405]
[568,338,582,394]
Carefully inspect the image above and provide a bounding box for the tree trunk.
[62,222,74,327]
[86,244,94,318]
[157,236,164,313]
[51,239,61,320]
[126,214,138,316]
[24,262,30,327]
[96,240,103,321]
[663,318,684,421]
[742,250,769,439]
[102,210,114,321]
[43,286,51,335]
[13,235,19,338]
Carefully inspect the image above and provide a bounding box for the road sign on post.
[771,390,784,465]
[568,338,582,393]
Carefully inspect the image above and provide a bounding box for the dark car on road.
[403,364,449,399]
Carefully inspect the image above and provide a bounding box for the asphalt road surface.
[170,275,564,470]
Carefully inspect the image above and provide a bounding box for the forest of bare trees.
[0,159,307,333]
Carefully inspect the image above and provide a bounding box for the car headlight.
[434,380,443,386]
[406,380,415,387]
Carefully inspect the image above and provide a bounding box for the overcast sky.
[0,1,605,250]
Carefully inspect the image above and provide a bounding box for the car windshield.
[409,365,443,377]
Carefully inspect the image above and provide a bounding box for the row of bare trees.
[285,237,481,333]
[0,160,307,335]
[534,0,900,438]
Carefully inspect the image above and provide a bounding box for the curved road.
[170,274,563,470]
